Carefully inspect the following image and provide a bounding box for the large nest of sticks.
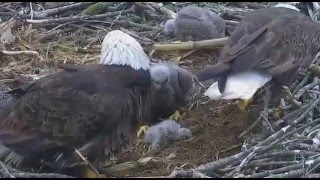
[0,2,320,178]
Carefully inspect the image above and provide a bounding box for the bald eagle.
[137,63,194,137]
[163,5,225,41]
[196,7,317,111]
[0,30,153,176]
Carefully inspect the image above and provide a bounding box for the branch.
[1,50,42,60]
[152,38,228,51]
[26,9,135,25]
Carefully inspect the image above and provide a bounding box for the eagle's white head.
[150,64,170,91]
[100,30,150,71]
[274,3,300,11]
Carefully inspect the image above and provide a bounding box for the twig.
[29,2,34,20]
[26,8,135,25]
[1,50,42,60]
[11,172,74,178]
[33,2,94,19]
[98,161,138,176]
[109,3,127,28]
[304,174,320,178]
[146,2,176,18]
[74,148,101,178]
[152,38,228,51]
[0,161,14,178]
[254,150,319,159]
[294,79,320,100]
[225,20,239,26]
[291,98,320,125]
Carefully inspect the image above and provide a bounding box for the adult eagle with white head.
[0,30,152,177]
[196,7,318,112]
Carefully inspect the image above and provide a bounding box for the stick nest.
[1,1,319,178]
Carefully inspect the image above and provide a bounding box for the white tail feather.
[204,71,272,100]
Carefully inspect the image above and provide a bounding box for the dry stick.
[292,98,320,125]
[282,86,302,108]
[245,156,320,178]
[0,79,16,83]
[254,150,319,160]
[218,158,273,173]
[134,2,157,14]
[294,79,320,101]
[38,29,62,43]
[11,172,74,178]
[259,85,275,133]
[292,72,312,95]
[222,160,302,173]
[263,118,320,149]
[169,168,216,178]
[74,148,101,177]
[225,20,239,26]
[112,20,158,31]
[228,118,320,177]
[98,161,138,176]
[287,142,320,152]
[152,38,228,51]
[109,3,127,28]
[146,2,176,18]
[293,58,320,94]
[1,50,42,60]
[29,2,34,20]
[32,2,94,19]
[0,161,14,178]
[26,8,135,25]
[266,169,305,178]
[273,102,311,129]
[305,174,320,178]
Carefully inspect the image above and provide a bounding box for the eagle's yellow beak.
[137,125,149,138]
[236,98,254,112]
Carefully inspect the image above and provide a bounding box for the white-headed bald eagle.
[196,7,318,110]
[0,30,153,177]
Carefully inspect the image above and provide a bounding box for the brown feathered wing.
[0,64,151,168]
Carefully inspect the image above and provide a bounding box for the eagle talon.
[169,110,186,121]
[137,125,149,138]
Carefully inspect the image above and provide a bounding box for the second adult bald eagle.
[196,7,318,111]
[137,63,194,137]
[0,30,152,177]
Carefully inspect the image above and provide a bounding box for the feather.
[204,70,272,100]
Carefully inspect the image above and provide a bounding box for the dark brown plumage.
[0,30,153,176]
[163,6,225,41]
[0,64,151,168]
[196,7,319,103]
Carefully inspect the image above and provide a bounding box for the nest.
[0,1,320,178]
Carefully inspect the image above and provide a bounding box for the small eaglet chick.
[144,119,192,150]
[163,5,226,41]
